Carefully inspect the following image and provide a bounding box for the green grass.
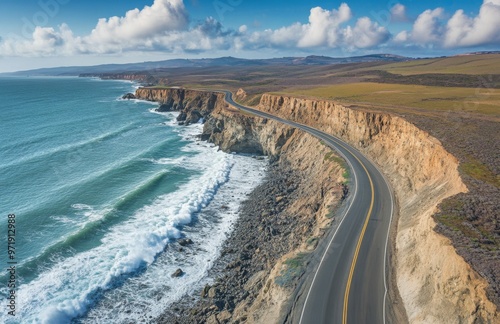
[435,199,477,237]
[326,206,335,219]
[275,253,309,287]
[370,54,500,75]
[283,253,308,268]
[279,82,500,115]
[323,151,334,162]
[306,236,319,246]
[324,151,350,183]
[342,169,350,183]
[435,198,498,246]
[242,94,263,107]
[324,151,345,165]
[460,159,500,188]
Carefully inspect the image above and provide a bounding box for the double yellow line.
[342,152,375,324]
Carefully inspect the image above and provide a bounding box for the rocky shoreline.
[129,87,347,323]
[156,159,306,324]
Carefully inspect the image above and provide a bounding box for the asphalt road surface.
[221,90,395,324]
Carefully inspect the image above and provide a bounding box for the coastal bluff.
[134,87,498,323]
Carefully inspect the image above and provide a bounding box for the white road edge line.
[298,135,359,324]
[382,170,395,324]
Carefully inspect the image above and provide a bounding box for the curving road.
[220,90,395,324]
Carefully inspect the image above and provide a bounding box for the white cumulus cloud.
[86,0,187,45]
[391,4,408,22]
[444,0,500,47]
[344,17,390,49]
[394,30,409,43]
[245,3,388,50]
[1,0,500,59]
[395,0,500,48]
[411,8,444,43]
[0,0,190,56]
[297,4,352,47]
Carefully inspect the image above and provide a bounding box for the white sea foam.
[148,107,179,118]
[5,149,266,323]
[117,97,160,106]
[142,157,186,165]
[83,153,268,323]
[1,105,268,324]
[71,204,113,223]
[7,147,234,323]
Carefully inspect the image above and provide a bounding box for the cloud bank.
[1,0,499,58]
[395,0,500,48]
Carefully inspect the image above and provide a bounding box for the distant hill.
[4,54,411,77]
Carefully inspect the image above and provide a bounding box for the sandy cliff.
[259,94,498,323]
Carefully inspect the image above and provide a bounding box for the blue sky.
[0,0,498,72]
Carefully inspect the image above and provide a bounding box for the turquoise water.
[0,77,266,323]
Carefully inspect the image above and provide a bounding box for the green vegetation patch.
[306,236,319,246]
[434,198,498,248]
[242,94,263,107]
[434,199,476,236]
[323,151,334,161]
[324,151,350,183]
[274,253,309,287]
[460,159,500,188]
[326,205,336,219]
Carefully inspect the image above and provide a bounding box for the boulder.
[171,268,184,278]
[206,314,220,324]
[157,97,176,112]
[177,111,187,122]
[178,238,194,246]
[218,310,232,322]
[201,284,210,298]
[208,287,219,298]
[185,110,203,125]
[122,93,136,100]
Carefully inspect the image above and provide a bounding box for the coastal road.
[220,90,395,324]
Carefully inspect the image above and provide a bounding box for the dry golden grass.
[369,54,500,75]
[279,82,500,115]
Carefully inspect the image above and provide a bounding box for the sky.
[0,0,499,72]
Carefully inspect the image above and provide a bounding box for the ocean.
[0,77,267,323]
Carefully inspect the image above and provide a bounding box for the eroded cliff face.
[136,87,220,125]
[259,94,498,323]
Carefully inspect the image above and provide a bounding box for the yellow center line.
[342,153,375,324]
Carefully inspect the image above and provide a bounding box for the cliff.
[258,94,498,322]
[201,104,348,323]
[134,87,498,322]
[136,87,348,322]
[136,87,219,125]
